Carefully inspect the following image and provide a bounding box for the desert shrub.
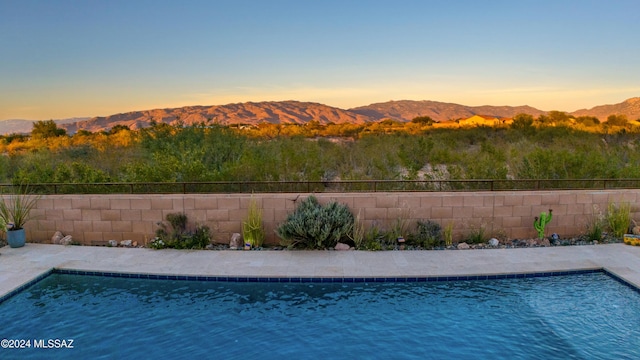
[409,220,443,249]
[348,210,366,250]
[443,222,454,247]
[276,195,354,249]
[151,212,211,249]
[242,197,265,248]
[362,223,386,251]
[465,223,487,244]
[584,205,606,241]
[386,203,412,242]
[606,202,631,238]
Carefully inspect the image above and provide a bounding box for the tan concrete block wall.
[16,189,640,246]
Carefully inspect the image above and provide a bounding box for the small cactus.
[534,209,553,239]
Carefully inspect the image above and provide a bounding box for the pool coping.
[2,243,640,304]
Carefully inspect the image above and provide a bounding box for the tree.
[606,114,628,127]
[575,116,600,127]
[411,116,435,126]
[546,111,573,125]
[108,125,131,135]
[510,113,535,131]
[31,120,67,139]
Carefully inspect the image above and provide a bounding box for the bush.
[242,197,265,248]
[409,220,443,248]
[362,223,386,251]
[465,223,487,244]
[276,195,354,249]
[584,206,605,241]
[606,202,631,238]
[151,212,211,249]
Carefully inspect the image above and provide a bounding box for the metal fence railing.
[1,179,639,195]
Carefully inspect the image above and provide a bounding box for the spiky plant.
[0,188,40,231]
[242,197,265,248]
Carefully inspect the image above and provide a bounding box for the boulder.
[51,231,64,244]
[120,240,132,247]
[540,239,551,247]
[334,243,351,251]
[108,239,118,247]
[488,238,499,247]
[60,235,73,246]
[457,242,470,250]
[230,233,242,250]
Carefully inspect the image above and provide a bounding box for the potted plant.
[0,189,40,248]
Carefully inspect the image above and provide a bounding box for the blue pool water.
[1,272,639,359]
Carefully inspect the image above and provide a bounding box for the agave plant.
[0,189,40,231]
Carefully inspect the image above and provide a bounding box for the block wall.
[22,189,640,246]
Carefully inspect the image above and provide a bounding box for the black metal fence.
[1,179,640,195]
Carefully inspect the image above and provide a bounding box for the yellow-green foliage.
[2,117,640,185]
[242,197,265,248]
[606,202,631,238]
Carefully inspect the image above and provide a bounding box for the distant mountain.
[570,97,640,121]
[349,100,546,122]
[62,101,376,133]
[0,118,88,135]
[4,97,639,135]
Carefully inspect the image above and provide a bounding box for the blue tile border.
[0,268,54,305]
[47,268,613,284]
[2,267,638,305]
[602,269,640,294]
[50,267,610,284]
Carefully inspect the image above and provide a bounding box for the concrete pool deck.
[2,243,640,299]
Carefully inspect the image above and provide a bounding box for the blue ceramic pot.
[7,228,26,248]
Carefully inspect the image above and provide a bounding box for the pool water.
[1,273,639,359]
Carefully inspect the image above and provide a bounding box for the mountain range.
[2,97,639,134]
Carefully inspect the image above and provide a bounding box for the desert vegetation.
[1,114,639,186]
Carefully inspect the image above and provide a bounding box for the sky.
[1,0,640,121]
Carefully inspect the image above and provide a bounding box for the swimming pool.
[1,272,638,359]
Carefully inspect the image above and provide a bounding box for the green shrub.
[242,197,265,248]
[363,223,386,251]
[584,206,605,241]
[443,222,454,247]
[151,212,211,249]
[349,210,366,250]
[409,220,443,248]
[606,202,631,238]
[465,223,487,244]
[276,195,354,249]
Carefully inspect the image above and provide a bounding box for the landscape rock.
[334,243,351,251]
[540,239,551,247]
[60,235,73,246]
[488,238,499,247]
[230,233,242,250]
[108,240,118,247]
[120,240,132,247]
[457,242,470,250]
[51,231,64,244]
